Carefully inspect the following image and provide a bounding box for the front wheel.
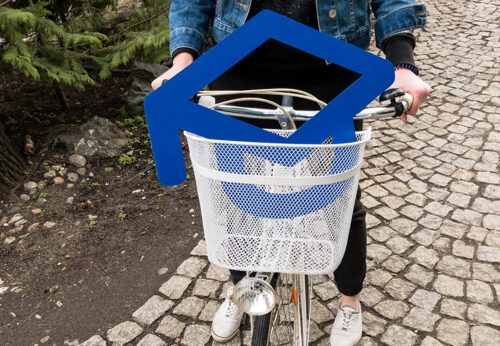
[251,274,311,346]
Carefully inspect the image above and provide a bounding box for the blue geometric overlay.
[144,10,394,192]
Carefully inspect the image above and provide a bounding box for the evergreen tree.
[0,0,171,88]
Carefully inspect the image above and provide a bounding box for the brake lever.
[379,88,406,118]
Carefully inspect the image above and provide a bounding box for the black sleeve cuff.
[172,47,200,60]
[382,34,416,66]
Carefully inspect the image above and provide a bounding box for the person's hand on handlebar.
[390,68,432,121]
[151,52,194,90]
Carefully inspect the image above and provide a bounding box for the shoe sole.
[211,328,240,343]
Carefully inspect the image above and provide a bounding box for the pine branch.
[107,6,169,40]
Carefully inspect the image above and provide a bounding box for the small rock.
[157,267,168,275]
[104,167,113,172]
[67,173,79,182]
[8,214,23,225]
[56,301,62,307]
[23,182,37,191]
[0,287,9,294]
[43,222,56,229]
[20,194,30,201]
[4,236,16,244]
[66,183,74,189]
[14,219,27,227]
[40,336,50,344]
[76,167,87,175]
[69,154,86,167]
[31,208,42,214]
[27,223,40,232]
[53,177,64,185]
[88,215,98,221]
[37,180,47,189]
[43,170,56,179]
[35,314,41,319]
[65,197,74,204]
[8,225,24,234]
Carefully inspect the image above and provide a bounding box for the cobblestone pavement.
[76,0,499,345]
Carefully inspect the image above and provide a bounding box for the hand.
[151,52,194,90]
[390,68,432,121]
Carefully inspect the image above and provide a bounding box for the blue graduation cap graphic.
[144,10,394,218]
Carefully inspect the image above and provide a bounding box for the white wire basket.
[185,129,371,275]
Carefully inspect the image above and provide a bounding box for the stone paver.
[136,334,166,346]
[156,315,186,339]
[132,295,173,325]
[436,319,469,346]
[79,335,106,346]
[159,275,191,299]
[71,1,500,344]
[106,321,143,345]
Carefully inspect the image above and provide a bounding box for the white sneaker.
[211,298,244,342]
[330,303,362,346]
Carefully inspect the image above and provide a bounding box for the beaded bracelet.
[395,63,419,76]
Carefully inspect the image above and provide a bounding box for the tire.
[251,274,306,346]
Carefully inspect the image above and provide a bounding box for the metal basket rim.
[184,127,371,149]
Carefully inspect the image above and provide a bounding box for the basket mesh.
[185,129,371,275]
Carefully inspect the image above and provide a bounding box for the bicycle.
[185,88,412,345]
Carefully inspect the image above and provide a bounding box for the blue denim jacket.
[170,0,427,57]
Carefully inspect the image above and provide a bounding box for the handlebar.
[198,88,413,130]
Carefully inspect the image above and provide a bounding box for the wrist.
[173,52,194,67]
[395,63,419,76]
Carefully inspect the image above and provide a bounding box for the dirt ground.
[0,76,201,345]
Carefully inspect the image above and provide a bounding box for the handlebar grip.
[399,93,413,111]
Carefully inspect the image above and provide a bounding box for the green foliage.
[118,212,126,220]
[89,220,98,227]
[1,1,171,88]
[118,154,136,166]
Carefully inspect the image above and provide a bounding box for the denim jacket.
[169,0,427,57]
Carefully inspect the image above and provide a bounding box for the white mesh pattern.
[185,129,371,275]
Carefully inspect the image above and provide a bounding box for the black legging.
[210,63,367,296]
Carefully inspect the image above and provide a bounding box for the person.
[152,1,431,345]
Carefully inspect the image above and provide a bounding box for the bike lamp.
[231,277,276,316]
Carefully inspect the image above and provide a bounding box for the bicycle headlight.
[231,277,276,316]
